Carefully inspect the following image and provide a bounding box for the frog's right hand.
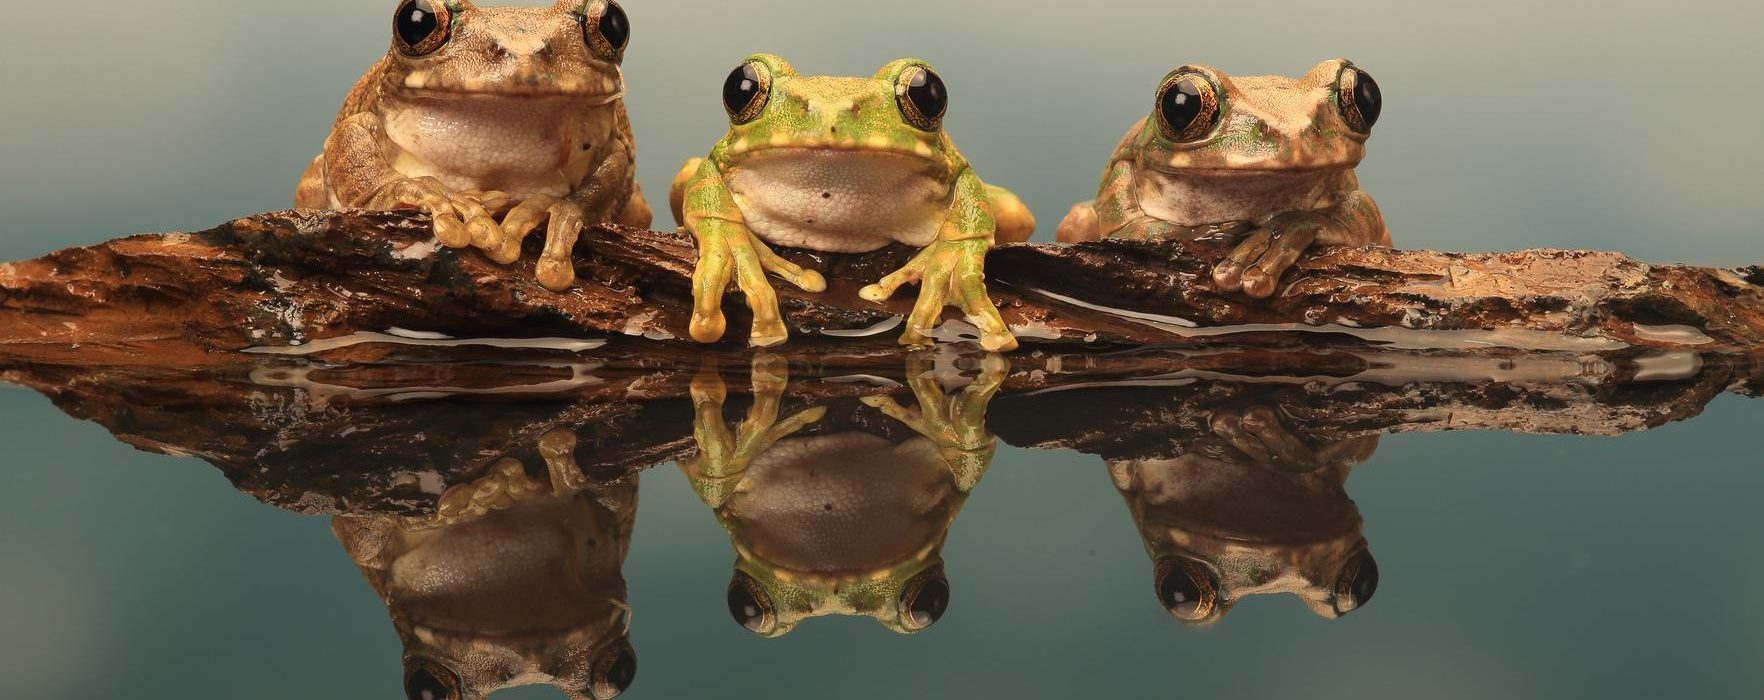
[366,176,502,251]
[689,218,827,347]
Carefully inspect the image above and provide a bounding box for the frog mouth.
[724,143,942,166]
[1154,163,1359,176]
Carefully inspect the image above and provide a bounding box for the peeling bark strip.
[0,209,1759,364]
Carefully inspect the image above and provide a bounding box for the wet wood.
[0,209,1760,367]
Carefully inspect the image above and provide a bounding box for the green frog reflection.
[1111,405,1381,624]
[680,352,1003,636]
[333,429,639,700]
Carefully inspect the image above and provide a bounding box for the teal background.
[1,1,1762,698]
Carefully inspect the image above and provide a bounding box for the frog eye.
[1337,66,1382,133]
[582,639,638,700]
[898,566,951,632]
[895,65,948,132]
[1154,70,1222,143]
[726,572,778,635]
[1332,549,1381,615]
[1154,556,1221,622]
[393,0,452,57]
[402,659,462,700]
[582,1,630,63]
[722,61,772,126]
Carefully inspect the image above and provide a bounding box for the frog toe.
[536,256,576,292]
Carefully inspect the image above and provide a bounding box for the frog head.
[379,0,629,100]
[726,551,953,638]
[1138,59,1381,176]
[710,54,962,175]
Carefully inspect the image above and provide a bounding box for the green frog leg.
[985,184,1037,245]
[860,351,1005,493]
[860,169,1017,352]
[1213,189,1387,299]
[326,112,502,250]
[678,159,829,346]
[680,355,827,508]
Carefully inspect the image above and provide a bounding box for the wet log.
[0,209,1760,368]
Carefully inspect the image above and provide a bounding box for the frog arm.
[680,158,827,346]
[859,168,1019,352]
[491,109,642,290]
[860,351,1004,493]
[1214,189,1389,298]
[321,112,500,251]
[678,356,826,509]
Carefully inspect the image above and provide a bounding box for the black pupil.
[1345,551,1380,608]
[907,575,951,628]
[903,69,948,124]
[598,3,630,51]
[1160,77,1206,138]
[727,578,767,631]
[404,667,453,700]
[395,0,441,49]
[1351,69,1383,129]
[1158,566,1207,617]
[723,64,764,117]
[606,648,638,695]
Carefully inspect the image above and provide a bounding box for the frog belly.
[1138,168,1353,226]
[725,150,949,253]
[382,97,615,197]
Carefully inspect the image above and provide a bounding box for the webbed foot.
[861,351,1006,491]
[367,176,502,251]
[681,354,827,507]
[690,220,827,347]
[860,239,1017,352]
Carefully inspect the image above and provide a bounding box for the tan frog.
[296,0,651,291]
[1059,60,1388,298]
[334,430,639,700]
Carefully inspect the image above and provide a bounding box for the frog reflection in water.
[671,54,1036,351]
[679,353,1003,636]
[333,429,639,700]
[1111,406,1382,623]
[1058,60,1388,299]
[297,0,652,291]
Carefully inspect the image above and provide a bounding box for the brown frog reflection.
[679,352,1002,636]
[333,429,639,700]
[1110,405,1381,624]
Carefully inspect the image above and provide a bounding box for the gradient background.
[1,1,1762,699]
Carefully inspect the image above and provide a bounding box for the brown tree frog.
[296,0,652,291]
[1059,60,1388,298]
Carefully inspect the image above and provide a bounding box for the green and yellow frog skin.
[1110,406,1381,624]
[1058,60,1389,299]
[678,353,1003,636]
[670,54,1036,351]
[296,0,652,292]
[333,429,639,700]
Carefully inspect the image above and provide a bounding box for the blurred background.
[0,0,1759,264]
[1,2,1762,699]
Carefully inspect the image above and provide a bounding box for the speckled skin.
[297,0,651,292]
[1109,406,1381,624]
[678,354,1000,636]
[670,54,1034,351]
[333,431,639,700]
[1058,60,1389,299]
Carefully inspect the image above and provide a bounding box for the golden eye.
[1333,549,1381,615]
[898,566,951,631]
[1154,69,1222,143]
[581,1,630,63]
[722,60,771,125]
[583,639,638,700]
[402,659,461,700]
[393,0,451,57]
[726,571,777,634]
[1154,556,1220,622]
[1337,64,1382,133]
[895,65,948,132]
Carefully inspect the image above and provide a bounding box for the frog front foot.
[1211,211,1332,299]
[861,351,1006,491]
[859,239,1018,352]
[367,176,504,251]
[681,354,828,507]
[690,219,828,347]
[469,194,596,292]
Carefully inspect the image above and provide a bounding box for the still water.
[0,345,1759,699]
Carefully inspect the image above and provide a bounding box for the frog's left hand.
[860,238,1017,352]
[1211,211,1331,299]
[861,351,1005,491]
